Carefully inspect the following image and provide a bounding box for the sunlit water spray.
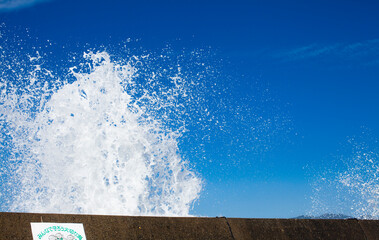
[310,133,379,219]
[0,50,202,216]
[1,24,293,217]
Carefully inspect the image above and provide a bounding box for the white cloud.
[0,0,53,11]
[274,39,379,66]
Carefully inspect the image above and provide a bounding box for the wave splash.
[0,51,201,216]
[310,134,379,219]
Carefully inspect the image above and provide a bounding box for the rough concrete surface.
[227,218,368,240]
[0,212,378,239]
[358,220,379,240]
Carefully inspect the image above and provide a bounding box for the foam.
[0,51,201,216]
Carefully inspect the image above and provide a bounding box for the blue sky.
[1,0,379,218]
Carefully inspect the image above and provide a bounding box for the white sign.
[31,222,87,240]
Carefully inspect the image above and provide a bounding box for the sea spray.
[310,132,379,219]
[0,50,202,216]
[0,25,292,217]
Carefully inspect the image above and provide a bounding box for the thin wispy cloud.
[275,39,379,66]
[0,0,52,12]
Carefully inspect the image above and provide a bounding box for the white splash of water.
[337,148,379,218]
[0,51,202,216]
[310,135,379,219]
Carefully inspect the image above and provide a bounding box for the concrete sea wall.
[1,212,379,239]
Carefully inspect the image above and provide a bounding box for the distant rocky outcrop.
[295,213,353,219]
[295,213,379,219]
